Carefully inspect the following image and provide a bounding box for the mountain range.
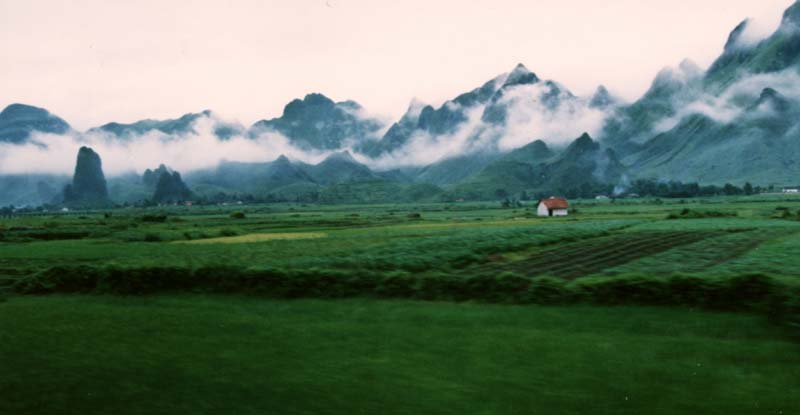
[3,1,800,206]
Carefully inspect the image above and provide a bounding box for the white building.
[783,188,799,194]
[537,197,569,217]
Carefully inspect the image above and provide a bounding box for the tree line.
[625,179,769,198]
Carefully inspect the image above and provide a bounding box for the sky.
[0,0,795,130]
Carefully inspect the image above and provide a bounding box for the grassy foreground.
[1,295,798,415]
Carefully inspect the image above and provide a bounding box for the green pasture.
[1,296,798,415]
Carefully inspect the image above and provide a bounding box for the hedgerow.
[11,266,799,328]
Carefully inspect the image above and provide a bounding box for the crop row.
[491,231,726,279]
[603,229,786,275]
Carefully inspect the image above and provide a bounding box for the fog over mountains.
[3,1,800,206]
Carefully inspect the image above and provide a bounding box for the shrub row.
[12,266,800,321]
[666,209,737,219]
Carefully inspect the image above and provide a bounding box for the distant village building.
[537,197,569,217]
[783,188,799,194]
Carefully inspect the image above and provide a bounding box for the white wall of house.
[537,204,569,217]
[537,203,550,217]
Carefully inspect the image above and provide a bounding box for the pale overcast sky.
[0,0,794,130]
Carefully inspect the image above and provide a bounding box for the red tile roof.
[540,197,569,209]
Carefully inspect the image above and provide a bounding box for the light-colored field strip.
[175,232,327,245]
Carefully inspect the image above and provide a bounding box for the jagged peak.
[513,139,554,161]
[397,98,427,124]
[406,97,426,114]
[559,133,600,159]
[782,0,800,26]
[542,79,569,91]
[589,85,616,109]
[724,19,751,52]
[567,133,596,150]
[502,63,540,87]
[278,93,363,120]
[678,59,702,75]
[652,59,703,89]
[595,85,609,94]
[751,87,792,112]
[281,93,334,117]
[418,104,436,120]
[511,63,530,73]
[303,93,335,104]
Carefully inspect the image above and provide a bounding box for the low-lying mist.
[0,82,618,176]
[653,67,800,134]
[0,117,331,176]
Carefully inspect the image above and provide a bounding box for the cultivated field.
[4,196,800,280]
[2,195,800,413]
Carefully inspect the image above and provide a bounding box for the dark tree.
[723,183,741,196]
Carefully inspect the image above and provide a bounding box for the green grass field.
[1,296,799,415]
[3,196,800,280]
[2,196,800,413]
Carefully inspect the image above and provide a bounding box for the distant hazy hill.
[89,110,244,140]
[309,151,377,185]
[413,153,502,186]
[0,103,70,143]
[249,93,385,151]
[153,170,193,203]
[453,134,623,199]
[0,174,68,206]
[186,155,315,196]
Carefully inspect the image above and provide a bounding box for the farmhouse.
[537,197,569,217]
